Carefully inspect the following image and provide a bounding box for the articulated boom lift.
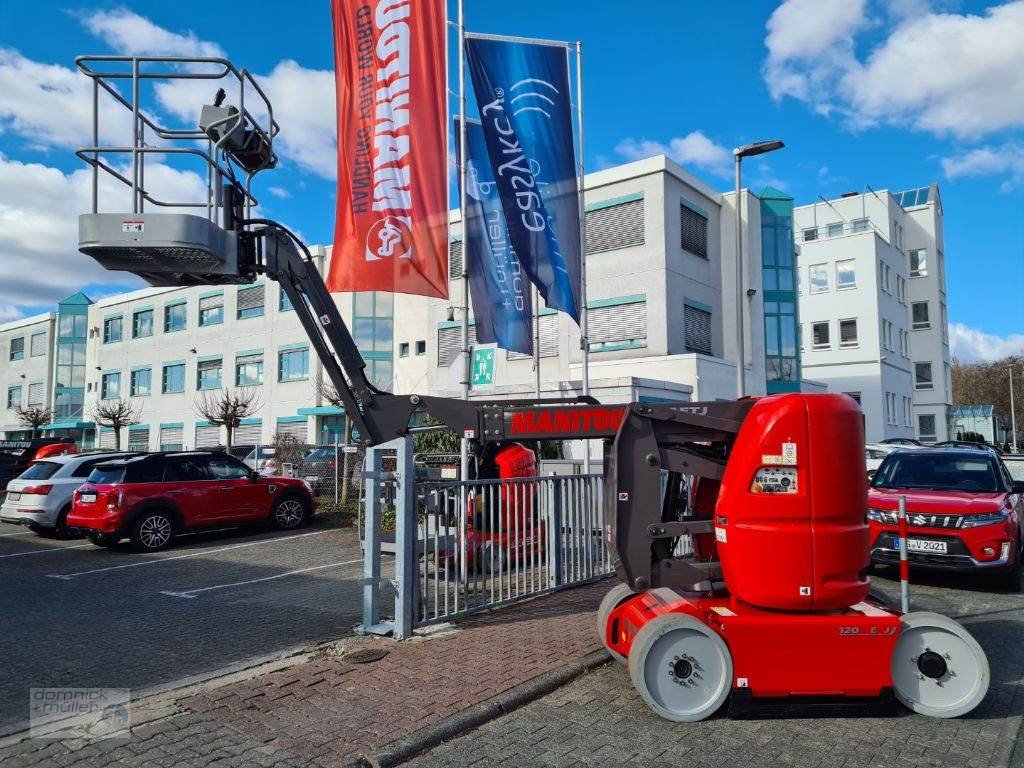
[75,55,990,722]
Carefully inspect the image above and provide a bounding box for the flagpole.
[458,0,470,486]
[575,41,591,474]
[533,286,541,399]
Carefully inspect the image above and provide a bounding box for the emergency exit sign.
[471,348,495,387]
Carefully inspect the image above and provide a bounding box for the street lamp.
[1011,365,1021,454]
[734,140,784,398]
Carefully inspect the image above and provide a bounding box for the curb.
[355,648,611,768]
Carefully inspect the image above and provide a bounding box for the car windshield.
[306,448,333,459]
[19,461,61,480]
[87,465,126,485]
[872,453,1001,493]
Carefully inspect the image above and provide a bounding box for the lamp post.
[1011,365,1019,454]
[733,139,784,398]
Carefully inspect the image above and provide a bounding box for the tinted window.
[873,453,1002,493]
[206,457,251,480]
[19,462,61,481]
[164,459,208,482]
[126,460,164,484]
[71,456,127,478]
[88,466,126,484]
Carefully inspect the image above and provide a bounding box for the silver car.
[0,452,134,536]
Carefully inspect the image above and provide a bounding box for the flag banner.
[457,117,534,355]
[328,0,448,298]
[466,36,582,322]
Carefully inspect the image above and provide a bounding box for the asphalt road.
[0,517,367,735]
[407,566,1024,768]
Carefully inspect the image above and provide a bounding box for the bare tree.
[92,400,142,450]
[15,405,53,438]
[194,388,261,449]
[314,378,356,503]
[952,354,1024,446]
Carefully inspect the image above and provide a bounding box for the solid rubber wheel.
[596,583,636,664]
[628,613,733,722]
[891,611,990,718]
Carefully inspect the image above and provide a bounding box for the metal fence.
[358,438,614,638]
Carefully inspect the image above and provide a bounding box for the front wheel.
[270,497,308,530]
[130,510,176,552]
[597,583,636,664]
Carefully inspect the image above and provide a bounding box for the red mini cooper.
[868,447,1024,588]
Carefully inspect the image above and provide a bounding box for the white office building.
[793,184,952,443]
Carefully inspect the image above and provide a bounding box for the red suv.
[69,451,315,551]
[868,448,1024,588]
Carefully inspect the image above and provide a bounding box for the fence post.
[334,441,340,505]
[548,480,563,589]
[358,446,385,635]
[393,436,416,639]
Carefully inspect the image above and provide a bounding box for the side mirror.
[1012,480,1024,494]
[250,470,261,483]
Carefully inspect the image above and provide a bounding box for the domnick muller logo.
[365,216,413,261]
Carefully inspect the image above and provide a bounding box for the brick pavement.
[0,580,609,768]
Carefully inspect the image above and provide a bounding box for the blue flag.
[457,117,534,355]
[466,36,582,322]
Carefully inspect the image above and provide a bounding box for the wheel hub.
[916,649,948,679]
[671,657,694,682]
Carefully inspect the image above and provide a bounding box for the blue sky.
[0,0,1021,360]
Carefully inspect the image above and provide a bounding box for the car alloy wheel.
[274,499,305,529]
[139,514,173,549]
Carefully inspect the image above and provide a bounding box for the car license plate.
[895,537,947,554]
[80,492,97,504]
[6,492,19,502]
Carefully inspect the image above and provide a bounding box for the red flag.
[328,0,449,298]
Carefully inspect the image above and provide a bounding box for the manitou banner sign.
[328,0,448,298]
[456,117,534,356]
[466,35,582,322]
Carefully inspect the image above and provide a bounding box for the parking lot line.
[0,530,35,538]
[159,557,363,598]
[0,543,93,559]
[46,527,346,580]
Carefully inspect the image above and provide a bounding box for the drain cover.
[344,648,389,664]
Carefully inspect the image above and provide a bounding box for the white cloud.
[267,186,291,199]
[942,143,1024,190]
[81,9,225,58]
[614,131,733,178]
[766,1,1024,138]
[0,152,206,310]
[950,322,1024,362]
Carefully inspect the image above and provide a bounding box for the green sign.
[471,347,495,387]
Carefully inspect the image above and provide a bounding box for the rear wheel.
[130,510,175,552]
[270,497,308,530]
[53,504,72,539]
[628,613,733,722]
[597,583,636,664]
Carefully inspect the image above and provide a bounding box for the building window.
[130,368,151,397]
[911,301,930,330]
[199,294,224,326]
[399,342,410,358]
[128,426,149,452]
[164,302,187,333]
[235,354,264,387]
[586,197,645,254]
[27,382,44,406]
[909,248,927,277]
[9,336,24,361]
[237,285,265,320]
[881,319,892,351]
[103,316,123,343]
[438,324,477,366]
[352,292,394,391]
[809,264,828,293]
[918,414,937,441]
[683,304,712,356]
[812,321,830,349]
[197,359,222,390]
[415,340,426,356]
[914,362,933,390]
[101,371,121,400]
[900,329,910,358]
[679,202,708,259]
[802,227,818,242]
[133,309,153,338]
[764,300,798,383]
[845,392,862,406]
[7,385,21,409]
[280,290,294,312]
[162,363,185,394]
[903,397,912,427]
[836,259,856,289]
[839,318,858,348]
[851,218,869,233]
[510,314,560,358]
[896,275,906,303]
[886,393,897,425]
[826,222,844,238]
[30,332,46,357]
[940,303,948,343]
[588,299,647,353]
[278,347,309,382]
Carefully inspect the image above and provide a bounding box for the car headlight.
[959,510,1012,528]
[301,480,313,493]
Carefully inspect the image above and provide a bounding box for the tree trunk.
[340,414,352,504]
[225,424,233,449]
[113,427,121,450]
